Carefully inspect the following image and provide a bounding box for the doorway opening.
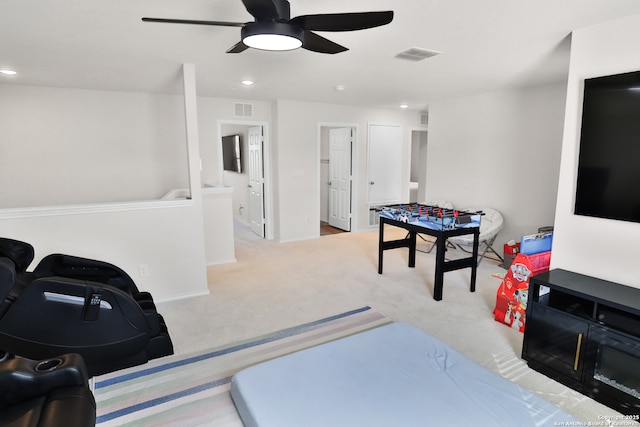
[410,129,428,204]
[219,121,271,240]
[319,124,356,236]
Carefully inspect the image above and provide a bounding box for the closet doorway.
[410,129,428,204]
[319,124,356,235]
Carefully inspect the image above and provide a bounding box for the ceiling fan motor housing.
[142,0,393,54]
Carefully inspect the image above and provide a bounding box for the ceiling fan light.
[241,22,303,51]
[244,34,301,51]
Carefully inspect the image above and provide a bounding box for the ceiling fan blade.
[241,0,285,21]
[302,31,348,54]
[142,17,246,27]
[291,11,393,32]
[227,41,249,53]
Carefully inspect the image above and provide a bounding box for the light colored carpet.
[94,306,390,426]
[155,221,625,424]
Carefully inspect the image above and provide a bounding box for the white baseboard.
[156,289,210,304]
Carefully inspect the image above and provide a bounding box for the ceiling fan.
[142,0,393,54]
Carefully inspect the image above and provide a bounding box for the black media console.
[522,269,640,416]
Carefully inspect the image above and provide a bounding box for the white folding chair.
[449,207,504,265]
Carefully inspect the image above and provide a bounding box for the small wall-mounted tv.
[222,134,242,173]
[575,70,640,223]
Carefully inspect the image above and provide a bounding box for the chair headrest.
[33,253,138,293]
[479,207,503,220]
[459,208,504,239]
[0,238,35,273]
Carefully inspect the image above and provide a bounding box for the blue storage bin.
[520,232,553,255]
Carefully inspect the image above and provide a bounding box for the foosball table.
[375,203,482,301]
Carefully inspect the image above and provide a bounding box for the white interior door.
[368,124,403,204]
[248,126,265,238]
[328,128,352,231]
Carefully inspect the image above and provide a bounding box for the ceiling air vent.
[234,102,253,118]
[394,47,442,62]
[420,112,429,127]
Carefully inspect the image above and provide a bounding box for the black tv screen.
[222,135,242,173]
[575,71,640,223]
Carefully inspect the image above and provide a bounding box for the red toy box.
[494,251,551,332]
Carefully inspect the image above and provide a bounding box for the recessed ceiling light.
[335,85,346,91]
[400,104,409,109]
[0,69,17,76]
[241,80,254,86]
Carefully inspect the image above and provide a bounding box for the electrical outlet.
[139,264,149,277]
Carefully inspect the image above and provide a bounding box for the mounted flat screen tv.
[575,70,640,223]
[222,134,242,173]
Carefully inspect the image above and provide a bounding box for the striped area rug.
[94,306,391,426]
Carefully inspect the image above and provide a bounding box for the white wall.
[0,66,211,302]
[0,201,208,301]
[196,97,272,187]
[272,100,423,242]
[0,63,584,298]
[426,83,567,246]
[202,187,236,265]
[0,84,189,207]
[552,13,640,289]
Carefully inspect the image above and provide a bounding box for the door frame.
[317,122,358,234]
[247,126,266,238]
[217,119,273,240]
[366,122,403,206]
[409,127,428,204]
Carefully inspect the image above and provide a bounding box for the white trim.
[409,126,429,205]
[206,257,237,266]
[202,185,234,195]
[155,289,210,304]
[182,63,204,204]
[0,199,194,219]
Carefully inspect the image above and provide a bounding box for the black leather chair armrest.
[0,353,89,408]
[0,238,34,274]
[144,311,162,336]
[38,386,96,427]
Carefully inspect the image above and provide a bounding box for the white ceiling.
[3,0,640,111]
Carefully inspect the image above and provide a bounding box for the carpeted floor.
[152,221,627,425]
[94,306,391,426]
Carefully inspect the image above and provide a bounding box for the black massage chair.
[0,351,96,427]
[0,238,173,377]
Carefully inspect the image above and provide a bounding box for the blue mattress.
[230,322,580,427]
